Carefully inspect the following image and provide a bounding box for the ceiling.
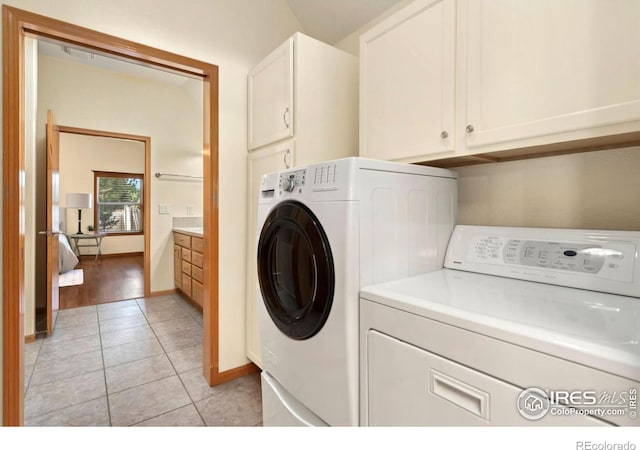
[286,0,404,44]
[37,0,404,85]
[38,40,193,87]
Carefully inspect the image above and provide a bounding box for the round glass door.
[257,200,334,340]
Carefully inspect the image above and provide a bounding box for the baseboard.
[80,251,143,259]
[24,334,36,344]
[147,289,177,297]
[174,290,203,310]
[213,362,260,385]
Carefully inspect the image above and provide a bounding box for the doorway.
[55,129,151,311]
[3,6,223,425]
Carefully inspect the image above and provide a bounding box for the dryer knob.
[282,175,296,192]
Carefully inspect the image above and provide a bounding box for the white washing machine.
[255,157,457,426]
[360,225,640,426]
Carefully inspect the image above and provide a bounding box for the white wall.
[0,0,303,399]
[37,54,203,294]
[456,147,640,231]
[334,0,414,55]
[59,133,145,254]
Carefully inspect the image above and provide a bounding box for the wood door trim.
[2,5,222,426]
[3,5,25,426]
[57,126,151,142]
[58,126,151,296]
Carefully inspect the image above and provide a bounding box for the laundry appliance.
[256,157,457,426]
[360,225,640,426]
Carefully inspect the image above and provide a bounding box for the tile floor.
[24,294,262,426]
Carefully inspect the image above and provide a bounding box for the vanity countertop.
[172,227,203,237]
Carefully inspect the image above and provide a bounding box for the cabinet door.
[248,38,294,150]
[465,0,640,149]
[173,245,182,289]
[360,0,456,161]
[245,142,295,367]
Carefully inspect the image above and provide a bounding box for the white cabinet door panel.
[361,0,456,161]
[248,39,294,150]
[465,0,640,148]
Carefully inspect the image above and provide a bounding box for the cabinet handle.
[466,125,474,133]
[283,149,290,169]
[283,107,290,129]
[430,369,489,419]
[440,131,448,139]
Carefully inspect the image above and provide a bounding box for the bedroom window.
[94,171,144,235]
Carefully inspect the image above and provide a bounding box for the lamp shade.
[66,193,92,209]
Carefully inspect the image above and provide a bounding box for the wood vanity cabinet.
[173,231,204,308]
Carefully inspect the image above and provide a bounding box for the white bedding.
[59,233,79,274]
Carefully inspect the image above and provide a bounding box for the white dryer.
[360,225,640,426]
[255,157,457,426]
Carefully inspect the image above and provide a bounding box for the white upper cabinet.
[463,0,640,150]
[248,33,358,159]
[248,39,294,150]
[360,0,640,164]
[360,0,456,161]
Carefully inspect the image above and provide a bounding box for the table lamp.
[66,193,92,234]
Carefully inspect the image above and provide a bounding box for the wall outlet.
[158,204,170,215]
[186,204,194,216]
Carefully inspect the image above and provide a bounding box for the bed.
[59,233,79,274]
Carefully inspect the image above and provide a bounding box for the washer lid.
[360,269,640,381]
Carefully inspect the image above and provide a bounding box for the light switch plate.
[186,204,193,216]
[158,204,170,215]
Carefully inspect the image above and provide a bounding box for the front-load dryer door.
[257,200,334,340]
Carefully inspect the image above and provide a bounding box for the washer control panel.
[445,226,640,297]
[278,170,306,195]
[471,238,610,274]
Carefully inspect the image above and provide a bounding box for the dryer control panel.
[470,238,612,274]
[445,226,640,297]
[278,169,306,195]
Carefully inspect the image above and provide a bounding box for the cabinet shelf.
[421,131,640,169]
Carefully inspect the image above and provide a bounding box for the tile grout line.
[26,349,104,390]
[102,337,164,370]
[97,302,114,426]
[25,307,94,418]
[128,403,202,427]
[25,393,109,425]
[139,296,208,426]
[23,369,108,424]
[29,296,209,426]
[167,294,209,424]
[138,297,200,426]
[23,338,44,400]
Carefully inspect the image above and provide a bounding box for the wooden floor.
[59,254,144,309]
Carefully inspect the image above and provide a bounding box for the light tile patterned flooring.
[24,294,262,426]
